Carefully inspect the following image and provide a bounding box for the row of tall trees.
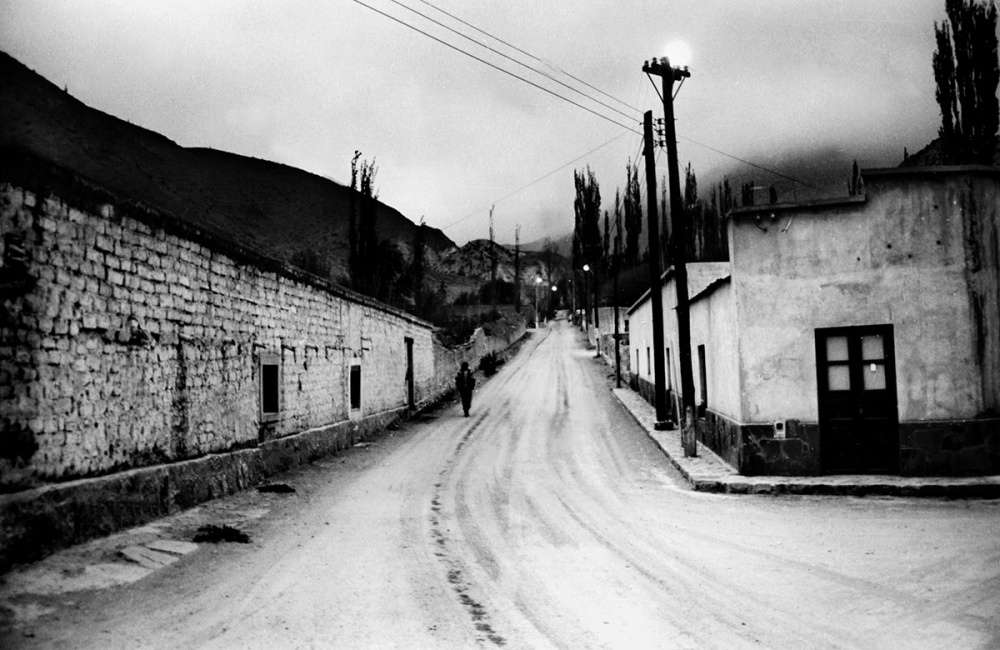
[344,151,445,321]
[573,158,736,305]
[933,0,998,165]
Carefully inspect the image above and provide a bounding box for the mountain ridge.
[0,50,455,283]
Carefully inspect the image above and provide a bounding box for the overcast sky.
[1,0,947,245]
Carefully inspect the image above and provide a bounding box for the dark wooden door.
[405,337,415,410]
[816,326,899,473]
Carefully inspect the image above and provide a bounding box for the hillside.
[0,51,454,282]
[433,239,566,302]
[899,137,1000,167]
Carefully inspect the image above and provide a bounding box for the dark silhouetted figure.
[455,361,475,417]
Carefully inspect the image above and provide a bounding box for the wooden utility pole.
[645,57,697,455]
[593,267,601,358]
[613,203,623,388]
[489,205,497,315]
[514,225,521,313]
[642,111,670,429]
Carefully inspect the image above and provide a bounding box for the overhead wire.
[676,134,820,189]
[385,0,639,123]
[440,130,630,231]
[349,0,641,135]
[411,0,640,115]
[352,0,820,219]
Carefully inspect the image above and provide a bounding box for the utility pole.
[571,276,576,325]
[613,206,622,388]
[514,225,521,314]
[641,110,670,430]
[489,205,497,316]
[593,268,601,358]
[644,56,697,455]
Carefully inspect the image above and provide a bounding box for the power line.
[386,0,638,123]
[349,0,641,135]
[412,0,640,115]
[354,0,819,201]
[441,131,630,231]
[676,134,820,189]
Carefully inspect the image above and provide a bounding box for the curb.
[610,386,1000,499]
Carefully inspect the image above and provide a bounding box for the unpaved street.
[4,321,1000,649]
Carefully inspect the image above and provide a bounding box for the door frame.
[404,337,415,410]
[815,324,899,474]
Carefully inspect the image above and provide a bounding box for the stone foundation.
[0,405,405,571]
[899,418,1000,476]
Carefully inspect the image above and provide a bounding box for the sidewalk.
[612,387,1000,499]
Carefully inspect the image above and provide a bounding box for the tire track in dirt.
[423,327,554,648]
[428,411,508,646]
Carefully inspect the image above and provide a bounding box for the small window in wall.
[350,362,362,410]
[697,345,707,416]
[259,352,281,422]
[646,347,651,375]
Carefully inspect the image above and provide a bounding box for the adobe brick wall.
[0,183,525,567]
[0,185,451,489]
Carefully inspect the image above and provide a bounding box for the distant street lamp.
[534,276,543,326]
[582,264,591,336]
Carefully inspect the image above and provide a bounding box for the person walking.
[455,361,475,417]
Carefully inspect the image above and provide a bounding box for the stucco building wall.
[730,177,987,423]
[627,167,1000,476]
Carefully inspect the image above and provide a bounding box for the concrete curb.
[610,387,1000,499]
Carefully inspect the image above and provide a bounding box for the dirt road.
[3,320,999,649]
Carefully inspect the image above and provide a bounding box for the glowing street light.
[664,40,692,68]
[534,276,543,326]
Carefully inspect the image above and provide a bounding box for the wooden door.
[816,326,899,473]
[405,337,415,410]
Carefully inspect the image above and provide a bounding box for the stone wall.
[0,177,529,567]
[0,185,453,491]
[0,179,529,487]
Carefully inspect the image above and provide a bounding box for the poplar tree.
[410,217,426,314]
[623,160,642,269]
[933,0,999,164]
[513,225,521,313]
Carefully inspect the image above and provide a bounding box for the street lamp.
[582,264,591,335]
[534,276,543,327]
[550,284,557,320]
[643,43,697,455]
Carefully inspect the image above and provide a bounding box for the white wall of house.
[729,170,993,423]
[627,263,731,413]
[689,280,740,422]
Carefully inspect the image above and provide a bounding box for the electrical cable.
[676,134,820,189]
[354,0,819,207]
[386,0,638,123]
[349,0,641,135]
[412,0,640,115]
[441,131,630,231]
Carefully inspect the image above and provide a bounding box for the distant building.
[628,166,1000,476]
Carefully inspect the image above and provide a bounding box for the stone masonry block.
[95,234,114,252]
